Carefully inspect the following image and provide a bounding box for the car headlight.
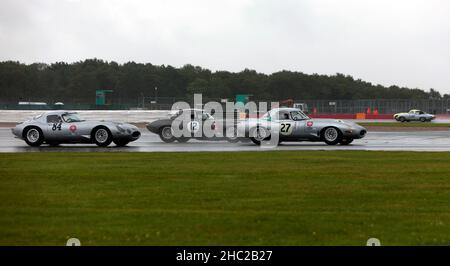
[116,124,126,132]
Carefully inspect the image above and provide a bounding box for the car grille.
[132,131,141,138]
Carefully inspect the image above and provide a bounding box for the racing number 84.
[52,122,62,131]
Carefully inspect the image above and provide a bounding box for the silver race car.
[12,111,141,147]
[393,109,435,122]
[237,108,367,145]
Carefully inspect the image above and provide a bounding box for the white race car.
[237,108,367,145]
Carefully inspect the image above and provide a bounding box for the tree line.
[0,59,445,104]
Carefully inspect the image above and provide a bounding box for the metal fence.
[299,99,450,114]
[1,98,449,114]
[125,97,450,114]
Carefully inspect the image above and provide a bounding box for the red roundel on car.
[307,121,313,127]
[69,125,77,132]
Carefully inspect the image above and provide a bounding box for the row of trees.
[0,59,445,104]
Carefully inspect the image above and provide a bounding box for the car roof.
[270,107,302,112]
[169,108,207,114]
[409,109,422,112]
[41,110,76,116]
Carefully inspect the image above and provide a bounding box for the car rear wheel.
[250,127,270,145]
[176,137,189,143]
[159,126,175,143]
[92,127,113,147]
[113,139,130,147]
[322,127,342,145]
[24,127,44,147]
[340,138,354,145]
[225,126,239,143]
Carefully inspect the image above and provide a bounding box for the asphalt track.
[1,128,450,152]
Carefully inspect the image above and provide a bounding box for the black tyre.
[225,126,239,143]
[399,116,406,122]
[24,127,44,147]
[159,126,175,143]
[92,127,113,147]
[339,138,354,145]
[176,137,190,143]
[321,127,342,145]
[250,127,270,146]
[113,139,130,147]
[47,141,60,147]
[420,117,426,122]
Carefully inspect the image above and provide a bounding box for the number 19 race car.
[12,111,141,147]
[237,108,367,145]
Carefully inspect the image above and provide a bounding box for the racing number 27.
[280,123,291,133]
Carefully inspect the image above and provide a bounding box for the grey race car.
[146,109,238,143]
[393,109,435,122]
[237,108,367,145]
[12,111,141,147]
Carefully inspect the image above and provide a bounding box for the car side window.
[47,115,61,123]
[201,113,210,120]
[278,111,291,120]
[195,111,204,120]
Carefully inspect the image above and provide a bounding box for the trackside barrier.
[356,113,366,120]
[0,110,397,124]
[309,113,394,120]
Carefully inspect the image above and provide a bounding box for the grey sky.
[1,0,449,93]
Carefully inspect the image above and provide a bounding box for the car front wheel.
[159,126,176,143]
[113,139,130,147]
[92,127,113,147]
[322,127,342,145]
[24,127,44,147]
[340,138,354,145]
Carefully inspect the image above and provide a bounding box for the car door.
[408,111,417,121]
[46,114,75,141]
[413,111,422,121]
[290,111,312,138]
[183,110,201,137]
[417,111,425,120]
[275,110,295,138]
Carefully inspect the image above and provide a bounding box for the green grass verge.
[357,122,450,127]
[0,151,449,246]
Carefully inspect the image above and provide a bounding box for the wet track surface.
[1,128,450,152]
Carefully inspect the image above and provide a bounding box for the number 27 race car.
[12,111,141,147]
[237,108,367,145]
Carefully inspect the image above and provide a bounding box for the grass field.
[0,151,449,246]
[357,122,450,127]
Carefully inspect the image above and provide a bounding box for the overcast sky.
[1,0,449,93]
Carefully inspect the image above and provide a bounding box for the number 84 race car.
[236,108,367,145]
[12,111,141,147]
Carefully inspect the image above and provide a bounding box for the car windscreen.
[290,110,309,120]
[62,113,84,123]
